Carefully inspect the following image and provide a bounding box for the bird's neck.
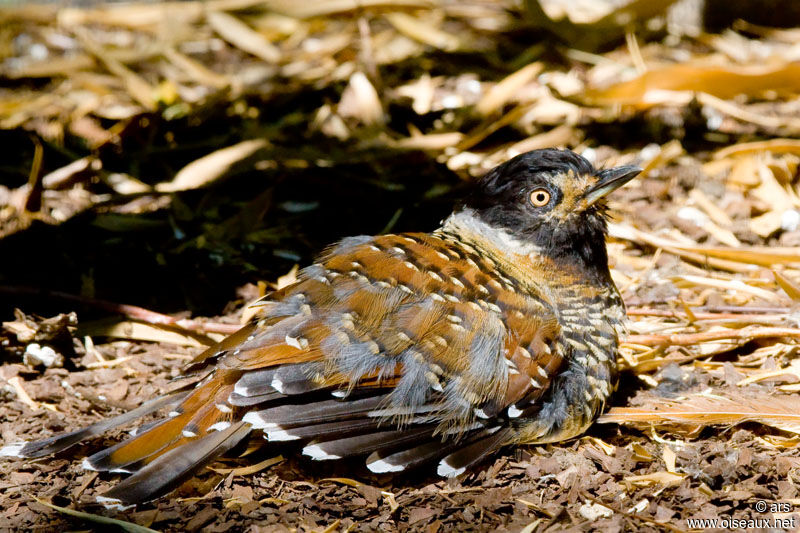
[439,209,615,294]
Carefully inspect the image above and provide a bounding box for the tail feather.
[265,418,379,442]
[303,425,435,461]
[242,395,384,429]
[101,421,252,505]
[231,367,278,397]
[86,378,234,472]
[365,426,499,474]
[366,439,458,474]
[0,391,188,459]
[436,427,510,478]
[228,391,285,406]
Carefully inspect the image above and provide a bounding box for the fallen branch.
[0,286,241,335]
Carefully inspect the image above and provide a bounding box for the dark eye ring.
[529,188,551,207]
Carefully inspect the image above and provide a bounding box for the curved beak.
[583,165,642,207]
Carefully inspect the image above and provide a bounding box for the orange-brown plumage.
[1,148,641,505]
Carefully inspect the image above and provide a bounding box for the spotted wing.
[216,232,565,474]
[3,232,565,503]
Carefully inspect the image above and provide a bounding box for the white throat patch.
[441,209,542,257]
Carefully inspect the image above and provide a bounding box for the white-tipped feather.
[0,443,25,458]
[96,496,135,512]
[207,421,232,432]
[507,405,523,418]
[270,377,285,394]
[437,460,466,478]
[216,403,233,413]
[232,380,251,397]
[285,335,308,349]
[266,429,301,441]
[81,457,97,471]
[182,430,198,438]
[242,411,277,429]
[302,444,341,460]
[367,458,405,473]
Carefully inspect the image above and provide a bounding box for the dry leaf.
[79,320,212,347]
[207,11,281,63]
[385,12,461,52]
[585,63,800,107]
[338,72,384,126]
[155,139,268,193]
[622,471,686,490]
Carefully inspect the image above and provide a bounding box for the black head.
[460,148,640,275]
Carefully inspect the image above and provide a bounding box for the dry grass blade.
[57,0,263,28]
[714,139,800,159]
[600,392,800,436]
[208,455,284,475]
[475,62,543,116]
[207,11,281,63]
[774,270,800,301]
[609,223,800,267]
[671,275,782,303]
[625,326,800,347]
[265,0,433,19]
[163,48,230,89]
[1,54,96,79]
[392,132,465,150]
[155,139,268,192]
[79,320,214,347]
[32,497,159,533]
[697,92,800,135]
[73,28,157,111]
[385,12,461,52]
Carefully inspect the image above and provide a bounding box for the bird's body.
[1,149,640,506]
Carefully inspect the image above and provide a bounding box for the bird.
[1,148,641,507]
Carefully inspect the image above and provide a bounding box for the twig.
[0,286,241,335]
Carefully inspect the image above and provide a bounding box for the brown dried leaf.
[338,72,384,126]
[622,471,686,490]
[155,139,268,193]
[585,63,800,107]
[207,11,281,63]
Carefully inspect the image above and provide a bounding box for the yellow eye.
[529,189,551,207]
